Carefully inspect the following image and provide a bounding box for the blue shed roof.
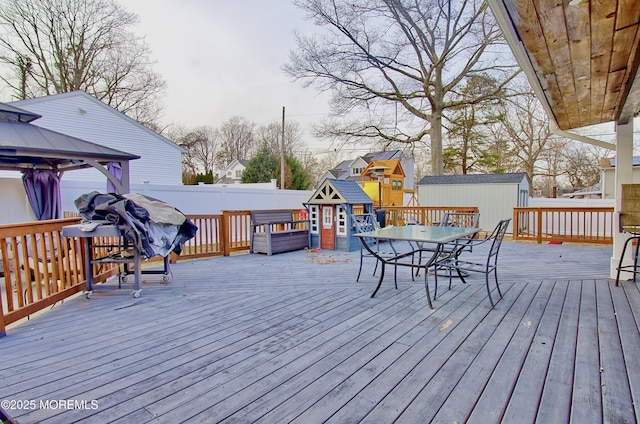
[306,179,373,205]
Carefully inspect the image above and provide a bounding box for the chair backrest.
[488,218,511,260]
[439,212,480,228]
[621,184,640,232]
[351,213,380,249]
[352,213,379,233]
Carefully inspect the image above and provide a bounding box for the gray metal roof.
[363,150,401,161]
[418,172,529,185]
[609,156,640,166]
[0,103,41,123]
[0,102,139,172]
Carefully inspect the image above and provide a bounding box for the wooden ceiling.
[489,0,640,131]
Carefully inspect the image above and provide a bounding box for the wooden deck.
[1,241,638,423]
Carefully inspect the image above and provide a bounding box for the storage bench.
[249,210,310,255]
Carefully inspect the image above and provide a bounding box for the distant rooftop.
[418,172,529,185]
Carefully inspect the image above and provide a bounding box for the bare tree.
[169,125,219,176]
[498,91,564,183]
[215,116,257,169]
[0,0,166,127]
[286,0,520,175]
[257,121,306,157]
[561,143,607,188]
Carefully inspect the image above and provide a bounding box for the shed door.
[321,206,335,249]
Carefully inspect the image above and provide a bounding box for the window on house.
[235,169,242,178]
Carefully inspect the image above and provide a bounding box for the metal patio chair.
[351,213,415,286]
[432,218,511,308]
[616,184,640,286]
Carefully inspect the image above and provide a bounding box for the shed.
[304,179,373,251]
[417,173,530,232]
[9,91,184,186]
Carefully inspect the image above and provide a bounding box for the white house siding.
[601,167,640,199]
[401,157,415,191]
[10,91,183,186]
[417,182,524,232]
[0,176,36,223]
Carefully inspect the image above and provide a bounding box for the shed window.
[336,206,347,235]
[309,205,319,234]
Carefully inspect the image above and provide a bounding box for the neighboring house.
[318,159,352,182]
[318,150,415,198]
[216,159,249,184]
[417,173,530,232]
[600,157,640,199]
[9,91,185,186]
[560,184,602,199]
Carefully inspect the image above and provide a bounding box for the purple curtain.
[22,169,62,220]
[106,162,123,194]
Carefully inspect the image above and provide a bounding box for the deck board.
[536,280,582,423]
[571,280,603,423]
[500,281,568,423]
[611,283,640,424]
[1,241,639,423]
[596,279,636,423]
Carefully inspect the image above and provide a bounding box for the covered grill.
[62,191,197,298]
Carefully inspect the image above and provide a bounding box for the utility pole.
[281,106,285,189]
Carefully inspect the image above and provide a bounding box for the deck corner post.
[221,210,230,256]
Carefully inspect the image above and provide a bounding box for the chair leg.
[616,236,636,286]
[423,271,433,309]
[493,269,503,299]
[485,272,495,308]
[433,264,439,300]
[634,238,640,283]
[393,261,398,289]
[371,261,385,298]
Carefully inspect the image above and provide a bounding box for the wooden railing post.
[221,210,230,256]
[0,296,5,337]
[537,208,543,243]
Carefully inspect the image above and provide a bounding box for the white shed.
[417,173,530,232]
[9,91,184,186]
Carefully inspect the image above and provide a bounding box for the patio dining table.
[354,225,481,308]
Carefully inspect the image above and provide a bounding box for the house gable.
[306,179,373,205]
[350,157,369,177]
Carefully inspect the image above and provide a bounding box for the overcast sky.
[124,0,333,149]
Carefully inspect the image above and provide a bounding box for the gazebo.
[0,102,139,219]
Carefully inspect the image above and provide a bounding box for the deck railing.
[513,207,615,244]
[10,205,585,335]
[0,209,305,335]
[383,206,479,226]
